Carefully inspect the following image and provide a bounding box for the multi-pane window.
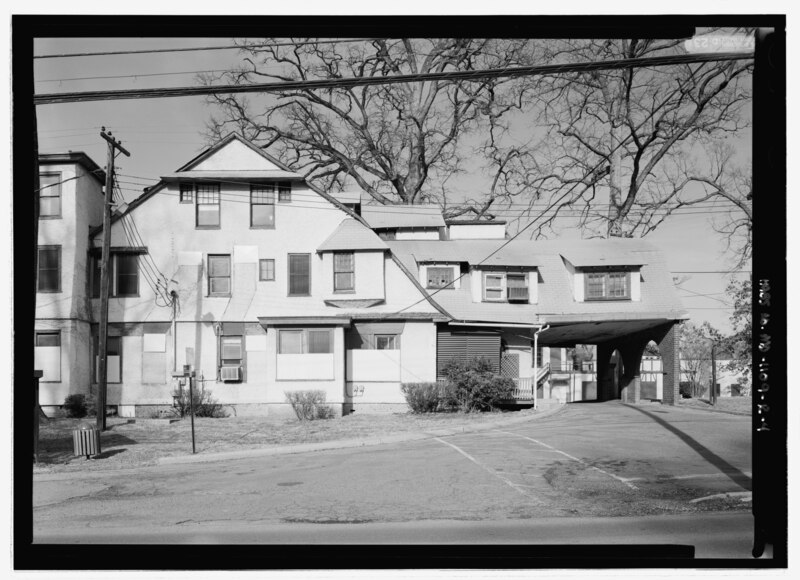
[483,271,529,302]
[208,255,231,296]
[90,253,140,297]
[426,266,454,289]
[334,253,355,292]
[288,254,311,296]
[37,246,61,292]
[278,181,292,203]
[375,335,398,350]
[179,183,193,203]
[278,329,333,354]
[39,173,61,218]
[196,183,220,227]
[585,270,631,300]
[251,184,275,228]
[259,259,275,281]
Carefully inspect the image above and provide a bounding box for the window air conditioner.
[220,366,241,382]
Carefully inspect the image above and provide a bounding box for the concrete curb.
[158,405,567,466]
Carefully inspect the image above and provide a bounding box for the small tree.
[171,384,227,418]
[442,357,515,412]
[679,321,723,399]
[285,390,335,421]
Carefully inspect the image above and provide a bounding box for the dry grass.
[678,396,752,416]
[34,408,539,474]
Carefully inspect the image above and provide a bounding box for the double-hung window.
[251,184,275,228]
[196,183,220,227]
[288,254,311,296]
[333,253,355,292]
[483,271,529,302]
[483,273,504,301]
[584,270,631,300]
[37,246,61,292]
[208,255,231,296]
[34,330,61,382]
[39,173,61,218]
[278,329,332,354]
[90,253,140,297]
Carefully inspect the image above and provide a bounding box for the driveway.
[34,401,752,549]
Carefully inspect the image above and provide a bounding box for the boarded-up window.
[307,329,332,353]
[288,254,311,296]
[142,330,167,384]
[94,335,122,383]
[334,253,354,292]
[34,330,61,382]
[279,330,303,354]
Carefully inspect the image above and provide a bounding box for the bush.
[285,390,335,421]
[442,357,515,412]
[401,382,448,413]
[171,383,227,418]
[63,394,87,418]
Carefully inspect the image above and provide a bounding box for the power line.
[34,51,753,105]
[34,38,382,60]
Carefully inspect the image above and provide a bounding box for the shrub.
[401,382,447,413]
[170,384,227,418]
[442,357,515,412]
[285,390,335,421]
[63,394,87,418]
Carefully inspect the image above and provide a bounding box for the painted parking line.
[432,437,544,504]
[620,472,753,483]
[493,430,639,491]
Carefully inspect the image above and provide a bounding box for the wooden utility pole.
[97,128,130,431]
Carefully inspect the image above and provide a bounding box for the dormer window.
[427,266,455,289]
[584,269,631,300]
[482,271,530,303]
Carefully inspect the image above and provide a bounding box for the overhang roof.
[361,204,446,229]
[39,151,106,185]
[258,316,351,327]
[316,218,389,252]
[389,240,540,267]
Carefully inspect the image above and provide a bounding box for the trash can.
[72,424,101,459]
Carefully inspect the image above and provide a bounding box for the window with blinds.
[288,254,311,296]
[208,255,231,296]
[334,252,355,292]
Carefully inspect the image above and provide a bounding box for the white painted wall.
[396,228,440,240]
[320,251,385,300]
[347,350,401,382]
[448,223,506,239]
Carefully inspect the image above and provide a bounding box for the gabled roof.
[394,240,540,267]
[316,219,389,253]
[361,204,446,229]
[160,170,303,181]
[560,239,651,267]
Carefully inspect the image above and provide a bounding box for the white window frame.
[482,271,530,302]
[277,328,333,354]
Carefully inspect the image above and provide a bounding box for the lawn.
[678,396,752,416]
[34,407,541,474]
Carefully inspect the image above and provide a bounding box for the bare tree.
[201,38,544,208]
[494,35,753,243]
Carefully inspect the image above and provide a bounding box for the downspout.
[532,325,550,410]
[170,290,178,373]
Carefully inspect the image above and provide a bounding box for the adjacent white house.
[36,133,689,418]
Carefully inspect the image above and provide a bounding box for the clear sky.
[33,36,752,334]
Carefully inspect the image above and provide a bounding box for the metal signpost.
[172,365,197,454]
